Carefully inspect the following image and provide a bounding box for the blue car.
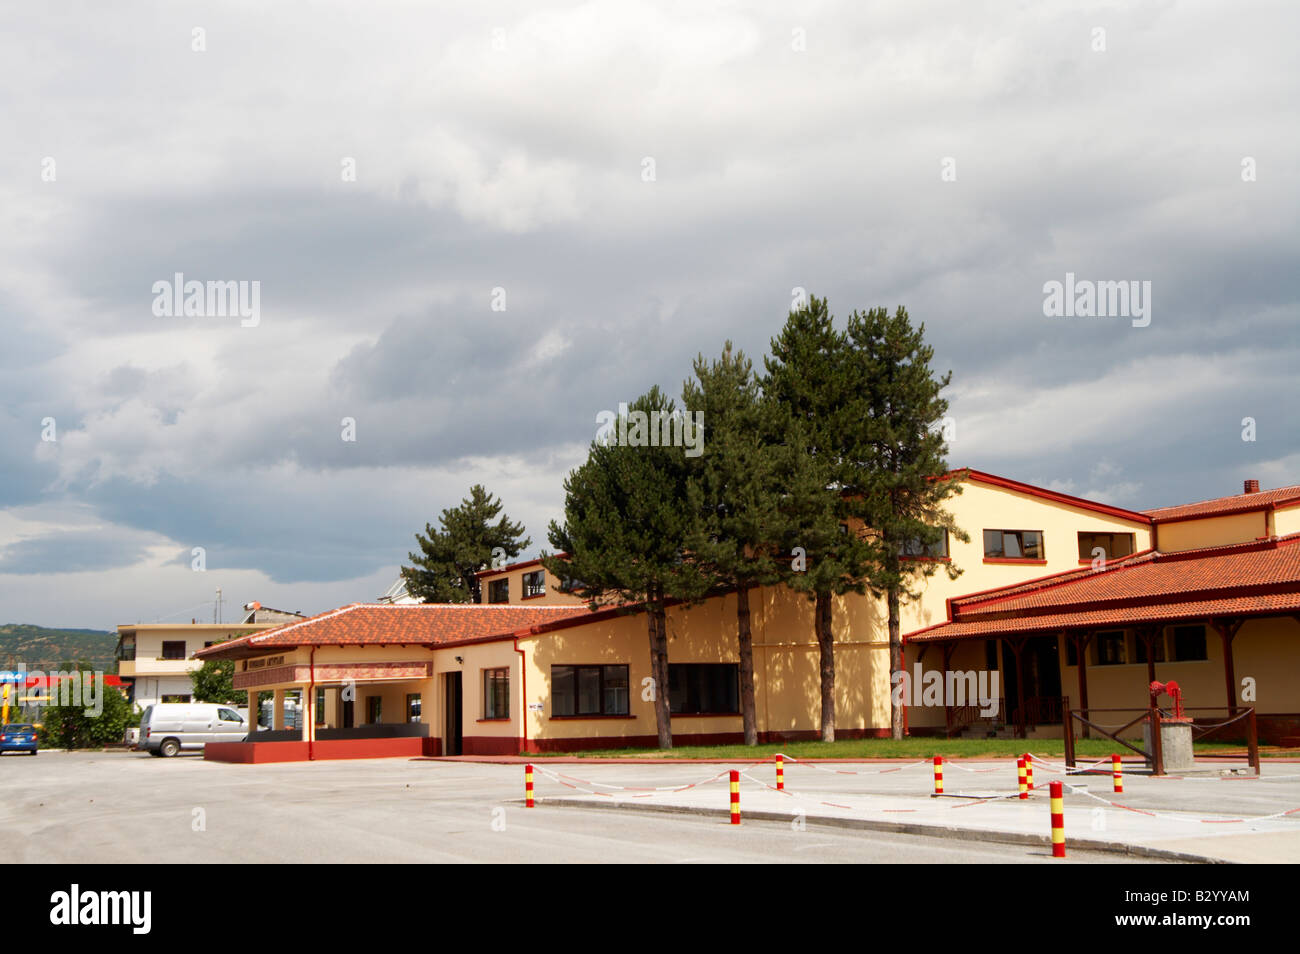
[0,724,38,755]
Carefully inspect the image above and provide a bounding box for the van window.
[218,708,241,722]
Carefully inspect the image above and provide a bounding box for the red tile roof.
[909,534,1300,642]
[1144,484,1300,522]
[195,603,596,660]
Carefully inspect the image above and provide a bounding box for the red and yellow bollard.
[730,770,740,824]
[775,754,784,791]
[1017,757,1028,799]
[1023,753,1034,791]
[933,755,944,795]
[525,763,534,807]
[1112,754,1123,793]
[1050,780,1066,858]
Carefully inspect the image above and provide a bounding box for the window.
[551,665,629,716]
[522,570,546,598]
[406,693,422,722]
[1094,631,1127,666]
[1078,532,1135,561]
[218,708,242,723]
[1134,633,1166,663]
[116,637,136,662]
[668,664,739,715]
[1170,625,1208,661]
[315,688,326,725]
[366,696,382,724]
[983,529,1044,560]
[484,668,510,719]
[901,531,949,559]
[160,641,187,660]
[487,579,510,604]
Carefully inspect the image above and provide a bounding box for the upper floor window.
[160,641,187,660]
[983,529,1044,560]
[1078,532,1135,561]
[487,578,510,604]
[522,570,546,599]
[901,530,949,559]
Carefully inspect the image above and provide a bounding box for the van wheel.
[159,739,181,758]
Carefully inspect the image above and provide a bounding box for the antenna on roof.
[214,587,223,624]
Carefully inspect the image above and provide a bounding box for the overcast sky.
[1,1,1296,630]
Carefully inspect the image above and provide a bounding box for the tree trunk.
[737,585,758,746]
[816,590,835,742]
[889,586,904,740]
[648,598,673,749]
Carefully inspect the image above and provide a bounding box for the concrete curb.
[534,796,1229,864]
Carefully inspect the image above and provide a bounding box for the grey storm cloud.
[0,529,154,575]
[0,1,1296,627]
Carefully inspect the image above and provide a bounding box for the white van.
[139,703,249,757]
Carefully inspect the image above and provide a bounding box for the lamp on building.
[455,656,464,665]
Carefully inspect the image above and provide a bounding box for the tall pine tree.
[682,342,785,746]
[545,387,710,749]
[401,485,530,604]
[764,298,872,742]
[840,306,967,739]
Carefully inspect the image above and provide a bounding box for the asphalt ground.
[0,750,1173,864]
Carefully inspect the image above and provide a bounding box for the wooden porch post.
[1006,637,1027,739]
[942,642,956,738]
[1138,626,1158,687]
[1074,631,1093,740]
[1211,618,1243,716]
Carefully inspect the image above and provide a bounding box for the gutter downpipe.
[514,634,528,755]
[308,647,316,761]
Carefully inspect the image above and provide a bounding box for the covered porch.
[905,536,1300,744]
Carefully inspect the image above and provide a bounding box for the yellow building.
[195,472,1300,761]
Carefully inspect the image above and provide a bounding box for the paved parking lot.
[0,751,1166,864]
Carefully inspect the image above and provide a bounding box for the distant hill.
[0,624,117,672]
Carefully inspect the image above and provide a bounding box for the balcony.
[117,658,200,677]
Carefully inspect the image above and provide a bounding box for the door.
[214,707,246,742]
[341,696,354,729]
[444,672,463,756]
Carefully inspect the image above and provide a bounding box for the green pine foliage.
[401,485,530,604]
[840,305,968,738]
[682,342,786,745]
[545,386,711,749]
[763,297,875,742]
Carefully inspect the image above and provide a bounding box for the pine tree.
[401,485,530,604]
[682,343,784,746]
[545,387,710,749]
[763,298,873,742]
[841,306,967,739]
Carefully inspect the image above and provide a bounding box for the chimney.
[1244,479,1260,494]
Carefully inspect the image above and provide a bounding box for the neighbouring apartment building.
[116,602,305,709]
[196,471,1300,761]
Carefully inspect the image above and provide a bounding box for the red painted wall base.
[205,737,441,763]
